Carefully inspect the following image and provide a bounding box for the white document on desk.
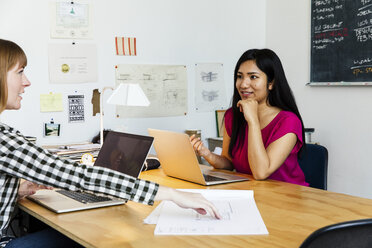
[151,189,268,235]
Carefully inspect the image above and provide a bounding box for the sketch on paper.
[195,63,227,112]
[115,64,187,118]
[201,72,218,82]
[202,90,219,102]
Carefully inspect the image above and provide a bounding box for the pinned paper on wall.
[68,95,85,123]
[195,63,227,112]
[40,93,63,112]
[49,1,93,39]
[48,43,98,84]
[115,37,137,56]
[115,64,188,118]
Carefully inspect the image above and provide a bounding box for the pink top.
[225,108,308,186]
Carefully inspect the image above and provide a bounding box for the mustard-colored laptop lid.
[148,128,206,184]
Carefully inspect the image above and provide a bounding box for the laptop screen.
[94,131,154,177]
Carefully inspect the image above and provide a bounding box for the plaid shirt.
[0,122,159,245]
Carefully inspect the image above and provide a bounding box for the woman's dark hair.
[228,48,305,158]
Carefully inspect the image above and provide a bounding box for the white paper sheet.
[50,1,93,39]
[195,63,227,112]
[115,64,187,117]
[146,189,268,235]
[144,201,165,224]
[48,44,97,84]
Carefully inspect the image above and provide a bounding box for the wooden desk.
[18,168,372,248]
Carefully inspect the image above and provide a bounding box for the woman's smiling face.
[235,60,272,104]
[6,62,31,110]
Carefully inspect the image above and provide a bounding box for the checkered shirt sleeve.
[0,123,159,240]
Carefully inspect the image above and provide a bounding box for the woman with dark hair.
[0,39,220,248]
[191,49,308,186]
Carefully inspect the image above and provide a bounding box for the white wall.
[266,0,372,199]
[5,0,368,200]
[0,0,266,145]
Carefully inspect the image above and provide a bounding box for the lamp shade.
[106,83,150,106]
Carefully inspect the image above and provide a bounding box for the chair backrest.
[299,218,372,248]
[298,144,328,190]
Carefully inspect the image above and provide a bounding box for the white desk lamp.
[99,83,150,146]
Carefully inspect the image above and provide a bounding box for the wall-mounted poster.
[195,63,227,112]
[50,1,93,39]
[115,64,188,118]
[68,95,85,123]
[48,43,97,84]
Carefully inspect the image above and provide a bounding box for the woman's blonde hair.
[0,39,27,113]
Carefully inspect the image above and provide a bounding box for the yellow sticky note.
[40,93,63,112]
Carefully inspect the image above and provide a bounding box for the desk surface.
[19,168,372,248]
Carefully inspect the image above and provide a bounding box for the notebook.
[147,128,249,186]
[27,131,154,213]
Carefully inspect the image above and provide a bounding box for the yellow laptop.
[148,128,249,185]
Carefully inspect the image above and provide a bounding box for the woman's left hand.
[18,180,53,199]
[237,99,259,124]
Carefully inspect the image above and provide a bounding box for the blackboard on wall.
[311,0,372,85]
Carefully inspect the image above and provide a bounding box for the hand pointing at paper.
[154,186,221,219]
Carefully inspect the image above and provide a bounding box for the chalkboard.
[311,0,372,85]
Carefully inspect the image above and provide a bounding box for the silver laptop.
[148,128,249,185]
[27,131,154,213]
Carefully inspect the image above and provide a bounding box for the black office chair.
[298,144,328,190]
[299,218,372,248]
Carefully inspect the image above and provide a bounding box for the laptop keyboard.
[56,190,112,204]
[203,174,226,182]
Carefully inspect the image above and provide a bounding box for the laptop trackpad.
[202,168,246,180]
[30,190,67,203]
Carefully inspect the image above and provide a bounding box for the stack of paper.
[45,143,101,162]
[144,189,268,235]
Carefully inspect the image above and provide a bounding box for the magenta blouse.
[225,108,308,186]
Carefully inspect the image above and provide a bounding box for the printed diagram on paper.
[195,63,227,112]
[115,64,187,117]
[68,95,84,123]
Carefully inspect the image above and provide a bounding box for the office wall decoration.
[44,119,61,137]
[48,43,98,84]
[115,64,187,117]
[310,0,372,85]
[91,89,100,116]
[68,95,85,123]
[115,37,137,56]
[40,93,63,112]
[195,63,227,112]
[49,1,93,39]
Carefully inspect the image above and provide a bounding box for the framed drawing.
[215,110,226,137]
